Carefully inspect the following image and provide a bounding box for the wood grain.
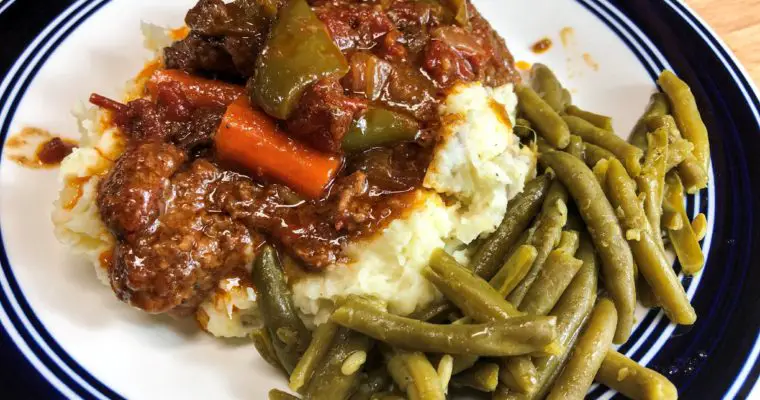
[686,0,760,85]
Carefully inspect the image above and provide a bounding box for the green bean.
[489,245,538,298]
[646,114,707,192]
[252,327,285,372]
[452,362,500,392]
[497,236,599,400]
[516,84,571,149]
[508,181,569,306]
[596,350,678,400]
[520,250,584,316]
[563,115,644,177]
[430,352,480,375]
[389,351,445,400]
[637,128,669,251]
[425,250,522,321]
[566,135,585,160]
[592,158,610,187]
[351,368,392,400]
[436,354,453,390]
[533,136,555,154]
[303,328,372,400]
[565,105,614,131]
[629,92,670,150]
[658,70,710,172]
[546,298,618,400]
[562,89,573,110]
[539,151,635,344]
[557,230,580,254]
[331,299,558,357]
[637,274,659,308]
[471,175,553,280]
[408,299,452,323]
[692,213,707,241]
[607,159,696,324]
[663,173,705,274]
[583,142,616,169]
[531,64,567,113]
[290,321,340,391]
[252,246,311,373]
[270,389,301,400]
[514,118,534,139]
[499,356,538,394]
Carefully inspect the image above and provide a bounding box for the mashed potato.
[53,66,533,335]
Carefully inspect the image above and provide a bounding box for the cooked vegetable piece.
[658,70,711,172]
[252,327,285,371]
[596,350,678,400]
[447,0,470,26]
[692,213,707,241]
[607,159,696,324]
[663,173,705,274]
[500,356,538,394]
[252,245,312,373]
[539,151,636,344]
[566,135,584,160]
[565,105,614,131]
[252,0,349,119]
[514,118,534,139]
[471,175,553,280]
[646,114,708,192]
[629,92,670,150]
[270,389,301,400]
[425,250,522,321]
[557,230,580,254]
[637,274,659,308]
[342,107,419,152]
[508,181,568,306]
[215,98,341,199]
[290,320,340,391]
[592,158,610,186]
[351,368,392,400]
[387,351,445,400]
[637,128,669,250]
[531,64,566,112]
[563,115,643,177]
[520,249,584,316]
[437,354,454,391]
[583,142,616,168]
[303,328,372,400]
[516,84,571,148]
[331,299,558,357]
[546,298,618,400]
[452,362,500,392]
[147,69,245,108]
[489,245,538,298]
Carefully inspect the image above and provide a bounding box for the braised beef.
[285,78,368,153]
[315,2,394,51]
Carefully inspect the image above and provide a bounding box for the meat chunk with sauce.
[285,78,367,153]
[315,2,394,51]
[98,142,186,239]
[110,160,256,315]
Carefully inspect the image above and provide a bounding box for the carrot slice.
[146,69,246,108]
[215,98,342,199]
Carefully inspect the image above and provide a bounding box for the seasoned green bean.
[252,246,312,373]
[426,250,522,321]
[658,70,710,172]
[500,356,538,394]
[546,298,618,400]
[331,299,558,357]
[489,245,538,298]
[290,321,340,391]
[270,389,301,400]
[351,368,392,400]
[471,175,553,280]
[531,63,566,113]
[607,159,696,324]
[563,115,644,177]
[539,151,636,344]
[508,181,568,306]
[520,250,584,316]
[565,105,614,131]
[436,354,453,390]
[516,84,571,149]
[646,114,707,192]
[692,213,707,241]
[592,158,610,187]
[304,328,372,400]
[566,135,585,160]
[583,142,616,169]
[452,362,500,392]
[392,351,445,400]
[637,274,659,308]
[596,350,678,400]
[636,128,669,250]
[252,327,285,371]
[663,172,705,274]
[557,230,580,254]
[408,299,452,323]
[629,92,670,150]
[514,118,534,139]
[561,89,573,110]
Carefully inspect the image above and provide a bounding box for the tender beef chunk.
[386,0,448,53]
[285,78,367,153]
[223,36,263,77]
[98,143,186,239]
[315,2,394,51]
[110,160,255,315]
[164,32,239,78]
[382,64,439,122]
[423,26,489,87]
[342,52,393,101]
[468,4,520,86]
[171,107,224,150]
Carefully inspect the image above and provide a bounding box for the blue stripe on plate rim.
[0,0,754,399]
[0,0,18,16]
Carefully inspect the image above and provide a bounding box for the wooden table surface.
[687,0,760,85]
